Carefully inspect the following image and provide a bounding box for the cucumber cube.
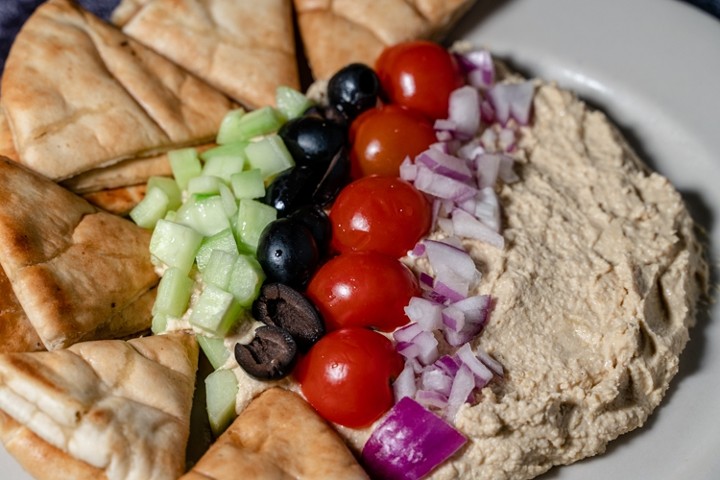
[187,175,222,196]
[276,86,314,120]
[189,284,243,337]
[150,220,203,275]
[203,250,238,290]
[201,148,246,183]
[147,176,182,211]
[231,169,265,199]
[200,142,248,164]
[197,335,231,370]
[195,229,239,272]
[151,313,169,334]
[218,183,238,218]
[244,134,294,181]
[227,255,265,307]
[235,199,276,252]
[129,186,169,229]
[152,267,194,317]
[216,108,246,145]
[177,195,231,237]
[169,148,202,189]
[205,368,238,437]
[218,107,284,144]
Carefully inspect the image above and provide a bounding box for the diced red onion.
[429,141,450,154]
[435,354,461,377]
[414,165,478,201]
[396,341,420,360]
[456,138,484,161]
[415,389,449,410]
[452,295,491,325]
[416,149,474,183]
[474,153,501,189]
[447,86,480,137]
[405,297,443,331]
[437,217,454,236]
[424,240,479,295]
[446,364,476,421]
[414,330,440,365]
[498,155,519,184]
[487,81,534,126]
[362,397,467,480]
[475,347,504,377]
[454,49,495,89]
[399,156,417,182]
[456,343,494,387]
[480,98,495,123]
[420,367,453,396]
[393,361,418,401]
[441,305,465,332]
[418,272,434,288]
[451,208,505,249]
[394,322,424,343]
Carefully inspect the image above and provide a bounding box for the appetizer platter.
[0,0,718,479]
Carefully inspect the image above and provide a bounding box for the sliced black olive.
[288,205,332,256]
[252,283,325,352]
[327,63,380,120]
[256,218,319,289]
[312,147,351,207]
[263,165,318,217]
[234,325,297,380]
[278,116,347,172]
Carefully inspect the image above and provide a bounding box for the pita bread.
[294,0,476,79]
[0,0,234,181]
[110,0,152,27]
[62,154,172,194]
[0,332,198,480]
[181,388,368,480]
[0,157,158,350]
[0,266,43,354]
[121,0,299,109]
[82,184,148,216]
[0,108,17,162]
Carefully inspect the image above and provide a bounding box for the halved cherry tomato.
[330,176,431,257]
[306,251,420,332]
[349,104,435,178]
[376,40,464,120]
[295,327,404,428]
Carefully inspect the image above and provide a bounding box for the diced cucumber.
[276,86,314,120]
[197,335,231,370]
[227,255,265,307]
[200,142,248,164]
[187,175,222,196]
[195,229,239,272]
[151,313,169,334]
[147,176,182,211]
[176,195,231,237]
[129,186,169,229]
[152,267,194,317]
[164,210,177,222]
[218,183,238,218]
[201,148,246,183]
[216,108,246,145]
[150,220,203,275]
[231,169,265,200]
[169,148,202,189]
[189,284,243,337]
[205,368,238,437]
[218,107,285,144]
[203,250,238,290]
[244,134,294,181]
[235,199,276,252]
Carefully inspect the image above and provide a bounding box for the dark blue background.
[0,0,718,76]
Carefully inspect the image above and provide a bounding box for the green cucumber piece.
[201,148,246,183]
[205,368,238,437]
[195,229,239,272]
[169,148,202,189]
[244,134,294,181]
[129,186,169,229]
[147,176,182,211]
[151,313,169,334]
[187,175,222,196]
[218,106,285,144]
[152,267,194,317]
[202,250,238,290]
[197,335,231,370]
[276,86,314,120]
[227,255,265,307]
[189,284,243,337]
[150,220,203,275]
[218,183,238,218]
[216,108,246,145]
[177,195,231,237]
[235,199,276,252]
[200,142,248,164]
[230,169,265,200]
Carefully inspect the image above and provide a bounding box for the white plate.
[2,0,719,478]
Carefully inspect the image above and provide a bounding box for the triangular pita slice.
[110,0,151,26]
[0,157,158,350]
[82,184,148,216]
[294,0,476,79]
[0,266,43,354]
[0,333,198,480]
[62,153,172,194]
[121,0,299,109]
[0,0,234,181]
[181,388,369,480]
[0,109,17,162]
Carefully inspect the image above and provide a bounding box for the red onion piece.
[424,239,479,296]
[446,364,476,421]
[404,297,443,331]
[394,360,418,401]
[487,81,535,126]
[454,49,495,89]
[447,85,480,137]
[451,208,505,249]
[420,367,453,396]
[476,347,504,377]
[362,397,467,480]
[414,165,478,201]
[456,344,494,387]
[416,149,474,183]
[394,322,424,343]
[399,156,417,182]
[416,389,449,410]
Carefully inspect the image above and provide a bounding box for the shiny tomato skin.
[306,251,420,332]
[349,104,435,178]
[375,40,464,120]
[295,327,404,428]
[330,176,431,257]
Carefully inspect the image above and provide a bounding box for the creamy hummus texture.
[423,81,708,479]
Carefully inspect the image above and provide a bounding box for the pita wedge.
[0,109,17,162]
[0,266,44,354]
[120,0,299,109]
[0,0,235,182]
[0,332,198,480]
[181,388,368,480]
[0,157,158,350]
[82,184,148,216]
[294,0,476,79]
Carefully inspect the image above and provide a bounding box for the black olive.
[327,63,380,120]
[256,218,319,289]
[234,325,297,380]
[278,116,347,173]
[288,205,332,256]
[311,147,351,207]
[303,105,348,129]
[263,166,317,217]
[252,283,325,352]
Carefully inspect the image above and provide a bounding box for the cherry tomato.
[295,327,404,428]
[375,41,464,120]
[306,251,420,332]
[349,104,435,178]
[330,176,431,257]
